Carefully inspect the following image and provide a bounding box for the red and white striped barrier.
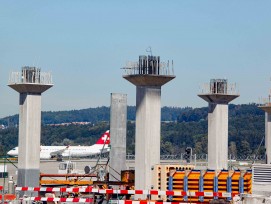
[16,187,238,198]
[23,199,209,204]
[16,187,93,193]
[23,197,93,203]
[101,201,209,204]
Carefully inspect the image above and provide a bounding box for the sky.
[0,1,271,118]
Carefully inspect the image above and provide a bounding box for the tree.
[239,140,252,156]
[229,141,237,157]
[161,141,174,155]
[63,138,73,146]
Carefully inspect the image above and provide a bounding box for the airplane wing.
[49,146,69,157]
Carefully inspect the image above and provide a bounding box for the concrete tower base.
[265,113,271,164]
[135,86,161,191]
[109,93,127,181]
[266,113,271,164]
[259,106,271,164]
[208,103,228,170]
[17,93,42,187]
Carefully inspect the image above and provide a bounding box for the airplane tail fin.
[96,130,110,145]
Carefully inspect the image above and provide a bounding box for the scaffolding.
[199,79,238,95]
[122,55,174,76]
[8,66,53,85]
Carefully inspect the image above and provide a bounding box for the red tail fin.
[96,130,110,145]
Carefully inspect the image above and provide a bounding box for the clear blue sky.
[0,1,270,117]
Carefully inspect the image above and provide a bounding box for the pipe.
[227,176,232,201]
[183,176,188,202]
[213,176,218,200]
[199,175,204,202]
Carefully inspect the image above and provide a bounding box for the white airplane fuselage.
[41,144,110,159]
[8,144,109,160]
[7,130,110,160]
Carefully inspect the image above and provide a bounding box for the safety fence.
[126,154,266,161]
[15,186,238,198]
[22,197,94,202]
[0,185,244,203]
[21,200,228,204]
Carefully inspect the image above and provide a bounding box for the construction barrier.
[15,186,238,198]
[21,199,213,204]
[23,197,94,202]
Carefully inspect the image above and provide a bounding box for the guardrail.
[126,154,266,161]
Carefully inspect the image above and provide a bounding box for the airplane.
[7,130,110,160]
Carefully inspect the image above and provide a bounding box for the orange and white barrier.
[15,186,238,198]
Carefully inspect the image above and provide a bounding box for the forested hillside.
[0,106,189,126]
[0,104,265,157]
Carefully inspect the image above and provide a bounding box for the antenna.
[146,46,152,56]
[172,60,174,75]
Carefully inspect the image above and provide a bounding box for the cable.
[252,135,265,164]
[107,165,121,176]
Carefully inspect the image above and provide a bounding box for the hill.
[0,106,189,126]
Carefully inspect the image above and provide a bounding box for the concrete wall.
[208,103,228,170]
[17,93,41,187]
[135,86,161,192]
[109,93,127,181]
[266,113,271,164]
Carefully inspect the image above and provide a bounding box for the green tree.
[229,141,237,157]
[161,141,174,155]
[239,140,252,156]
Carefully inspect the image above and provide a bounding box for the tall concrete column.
[207,103,229,170]
[135,86,161,190]
[17,93,42,187]
[109,93,127,181]
[123,55,175,193]
[198,79,239,170]
[259,105,271,164]
[8,67,53,188]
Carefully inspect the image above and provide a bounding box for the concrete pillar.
[8,67,53,188]
[208,103,229,170]
[259,105,271,164]
[17,93,42,187]
[123,73,175,192]
[135,86,161,190]
[198,79,239,170]
[109,93,127,181]
[266,113,271,164]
